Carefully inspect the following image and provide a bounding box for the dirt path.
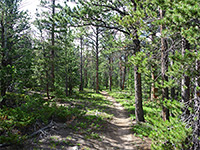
[99,91,151,150]
[12,91,151,150]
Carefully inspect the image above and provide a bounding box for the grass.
[1,88,191,149]
[0,88,113,147]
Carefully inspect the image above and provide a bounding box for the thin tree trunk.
[43,42,49,99]
[46,71,50,99]
[170,49,176,101]
[170,50,175,117]
[122,53,127,90]
[84,67,88,88]
[96,26,99,93]
[65,74,68,96]
[109,55,112,91]
[127,66,130,89]
[79,36,83,91]
[0,10,8,106]
[150,65,156,101]
[181,37,190,118]
[134,36,145,123]
[69,76,72,95]
[194,52,200,150]
[150,33,157,101]
[51,0,55,91]
[119,56,123,90]
[160,9,170,121]
[1,12,6,98]
[195,57,200,99]
[134,66,144,122]
[84,68,88,88]
[84,51,88,88]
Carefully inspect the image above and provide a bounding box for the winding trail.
[18,91,151,150]
[99,91,151,150]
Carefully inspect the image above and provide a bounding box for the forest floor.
[2,90,151,150]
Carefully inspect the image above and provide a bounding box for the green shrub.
[0,93,86,145]
[149,116,192,150]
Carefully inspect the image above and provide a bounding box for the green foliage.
[163,0,200,44]
[129,52,150,74]
[132,123,152,137]
[169,50,200,78]
[0,93,85,145]
[1,0,200,148]
[0,0,32,96]
[149,117,192,150]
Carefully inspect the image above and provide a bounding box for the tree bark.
[170,50,176,101]
[195,58,200,99]
[84,65,88,88]
[79,36,84,91]
[46,71,50,99]
[194,51,200,149]
[122,53,127,90]
[150,33,158,101]
[95,26,99,93]
[181,37,190,118]
[119,55,123,90]
[109,54,113,91]
[69,76,72,95]
[160,9,170,121]
[1,11,6,99]
[0,9,9,106]
[150,65,157,101]
[105,73,108,89]
[134,36,145,123]
[65,62,69,96]
[51,0,55,91]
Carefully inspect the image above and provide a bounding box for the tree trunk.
[150,33,157,101]
[51,0,55,91]
[160,9,169,121]
[134,36,145,123]
[195,58,200,99]
[181,37,190,118]
[84,51,88,88]
[150,65,157,101]
[69,76,72,95]
[1,13,6,98]
[84,66,88,88]
[0,10,8,106]
[119,56,123,90]
[105,72,108,89]
[96,26,99,93]
[46,71,50,99]
[79,36,83,91]
[65,72,68,96]
[134,66,144,122]
[170,50,176,101]
[84,67,88,88]
[122,53,127,90]
[109,55,113,91]
[194,52,200,150]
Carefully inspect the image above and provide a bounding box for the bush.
[149,116,192,150]
[0,93,86,145]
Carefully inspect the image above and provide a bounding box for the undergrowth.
[0,89,111,147]
[0,92,85,146]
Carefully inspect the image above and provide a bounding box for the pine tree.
[0,0,31,105]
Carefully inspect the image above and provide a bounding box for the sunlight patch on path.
[100,91,151,150]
